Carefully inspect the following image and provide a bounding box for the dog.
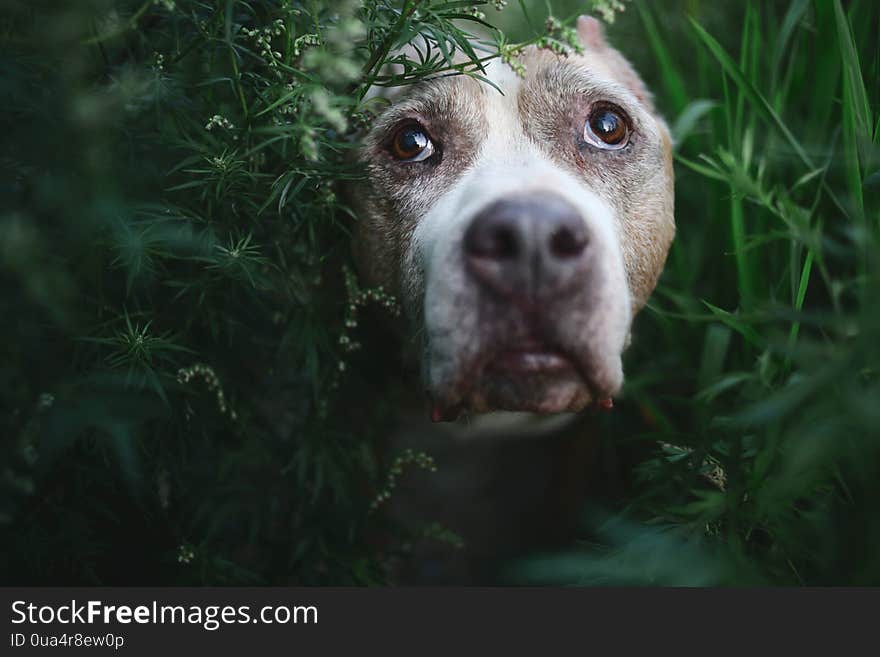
[348,16,675,582]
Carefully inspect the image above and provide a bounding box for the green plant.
[0,0,611,585]
[508,0,880,586]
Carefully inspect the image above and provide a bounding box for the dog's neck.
[382,378,610,584]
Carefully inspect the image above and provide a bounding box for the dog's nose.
[464,193,590,299]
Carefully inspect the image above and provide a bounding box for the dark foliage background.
[1,0,878,585]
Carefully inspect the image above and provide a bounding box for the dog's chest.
[382,409,615,584]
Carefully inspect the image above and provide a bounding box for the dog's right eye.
[390,124,435,162]
[584,104,630,150]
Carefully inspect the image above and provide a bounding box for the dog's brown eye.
[391,124,435,162]
[585,106,629,149]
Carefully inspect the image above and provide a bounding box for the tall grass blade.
[833,0,870,234]
[636,1,688,113]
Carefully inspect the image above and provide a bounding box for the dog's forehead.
[373,46,645,135]
[490,46,644,107]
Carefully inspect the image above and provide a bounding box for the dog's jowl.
[349,16,675,582]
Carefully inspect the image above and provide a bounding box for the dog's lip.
[486,341,575,374]
[428,334,620,422]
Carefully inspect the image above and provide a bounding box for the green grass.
[504,0,880,585]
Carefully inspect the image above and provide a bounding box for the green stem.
[229,47,250,120]
[784,248,813,371]
[358,0,418,99]
[83,0,153,45]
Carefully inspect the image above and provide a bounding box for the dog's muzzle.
[423,187,628,421]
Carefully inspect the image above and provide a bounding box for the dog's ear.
[576,15,654,112]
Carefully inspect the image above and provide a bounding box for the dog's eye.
[584,105,629,149]
[390,124,435,162]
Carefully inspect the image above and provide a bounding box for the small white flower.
[205,114,234,131]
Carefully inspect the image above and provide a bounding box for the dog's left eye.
[584,105,629,150]
[390,124,435,162]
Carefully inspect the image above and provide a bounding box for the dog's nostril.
[491,226,519,259]
[550,225,588,258]
[465,218,521,260]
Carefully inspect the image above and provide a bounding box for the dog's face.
[350,17,674,419]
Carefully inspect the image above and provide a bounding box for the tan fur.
[352,76,488,310]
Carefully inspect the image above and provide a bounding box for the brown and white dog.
[348,16,674,581]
